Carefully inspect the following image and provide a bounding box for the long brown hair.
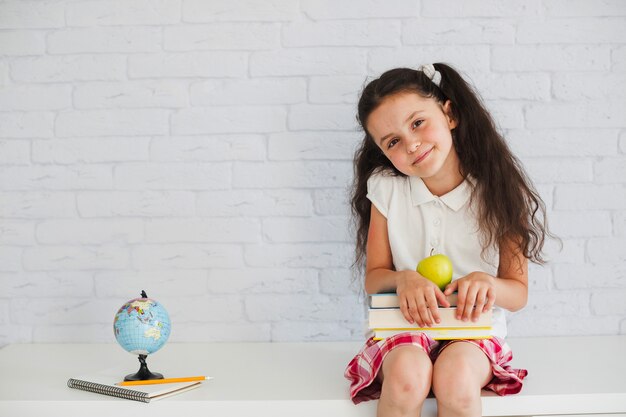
[351,63,557,273]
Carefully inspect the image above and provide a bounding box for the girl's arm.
[363,203,396,295]
[494,235,529,312]
[365,204,449,327]
[444,235,529,321]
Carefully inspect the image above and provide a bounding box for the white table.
[0,336,625,417]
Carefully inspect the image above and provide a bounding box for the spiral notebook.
[67,369,202,403]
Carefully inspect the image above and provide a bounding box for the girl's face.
[366,91,458,181]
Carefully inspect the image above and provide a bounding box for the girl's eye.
[412,119,423,129]
[387,138,399,149]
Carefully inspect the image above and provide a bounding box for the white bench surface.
[0,336,625,417]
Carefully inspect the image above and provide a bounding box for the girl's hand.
[396,271,450,327]
[444,272,496,322]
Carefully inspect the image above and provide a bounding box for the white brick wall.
[0,0,624,346]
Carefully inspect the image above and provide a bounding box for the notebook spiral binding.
[67,378,150,403]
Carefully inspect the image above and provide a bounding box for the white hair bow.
[418,64,441,87]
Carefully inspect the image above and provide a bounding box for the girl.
[345,63,554,417]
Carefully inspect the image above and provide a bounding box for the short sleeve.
[366,172,395,218]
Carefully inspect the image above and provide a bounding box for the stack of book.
[368,292,492,341]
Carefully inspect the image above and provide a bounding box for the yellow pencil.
[117,376,211,386]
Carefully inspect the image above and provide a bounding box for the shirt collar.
[409,175,474,212]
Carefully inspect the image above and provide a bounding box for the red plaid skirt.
[345,332,528,404]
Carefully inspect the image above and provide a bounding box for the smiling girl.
[345,64,555,417]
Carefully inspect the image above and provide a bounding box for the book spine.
[67,378,150,403]
[370,293,459,308]
[373,335,493,341]
[371,326,493,341]
[368,308,492,328]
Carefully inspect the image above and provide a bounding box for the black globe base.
[124,354,164,381]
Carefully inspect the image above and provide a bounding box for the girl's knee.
[433,351,474,381]
[380,347,432,409]
[382,372,431,412]
[432,357,482,410]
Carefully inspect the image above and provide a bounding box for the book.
[67,369,203,403]
[369,292,459,308]
[368,307,492,329]
[370,327,492,341]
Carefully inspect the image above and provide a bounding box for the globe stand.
[124,354,164,381]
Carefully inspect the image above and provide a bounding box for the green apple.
[416,251,453,291]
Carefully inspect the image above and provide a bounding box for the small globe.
[113,296,171,356]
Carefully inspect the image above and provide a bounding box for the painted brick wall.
[0,0,625,345]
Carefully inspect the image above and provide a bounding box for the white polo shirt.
[367,170,507,339]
